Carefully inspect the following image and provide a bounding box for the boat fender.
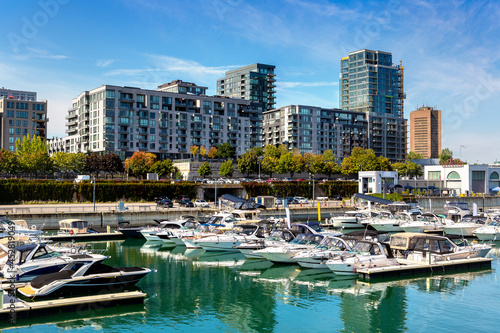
[71,247,77,254]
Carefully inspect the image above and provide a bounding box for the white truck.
[74,175,90,183]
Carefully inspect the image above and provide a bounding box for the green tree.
[219,159,234,177]
[207,147,218,159]
[391,162,407,176]
[150,159,175,179]
[406,161,423,178]
[237,151,258,177]
[406,151,424,161]
[198,161,212,177]
[439,148,453,165]
[263,145,280,159]
[217,142,235,159]
[324,161,341,178]
[304,153,325,176]
[52,152,74,179]
[125,151,157,179]
[276,152,304,178]
[249,146,264,157]
[200,146,207,159]
[341,147,385,175]
[0,149,19,176]
[322,149,336,163]
[84,154,103,178]
[15,135,52,178]
[261,156,278,178]
[69,153,86,175]
[277,144,289,156]
[377,156,392,171]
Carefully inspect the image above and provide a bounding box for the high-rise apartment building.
[0,96,48,152]
[0,88,37,101]
[47,82,255,159]
[410,106,441,158]
[340,49,407,162]
[263,105,368,162]
[217,63,276,147]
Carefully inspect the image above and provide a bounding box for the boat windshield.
[207,216,223,224]
[266,230,293,242]
[290,234,323,245]
[316,238,348,251]
[350,242,381,256]
[32,245,62,260]
[227,226,257,235]
[306,223,323,232]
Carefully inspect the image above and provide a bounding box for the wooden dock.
[42,232,125,242]
[0,290,146,321]
[357,257,493,280]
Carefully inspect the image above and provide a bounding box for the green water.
[3,239,500,332]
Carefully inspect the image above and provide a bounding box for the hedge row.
[242,181,358,199]
[0,180,197,204]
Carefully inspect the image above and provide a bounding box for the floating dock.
[42,232,125,242]
[357,257,493,280]
[0,290,146,321]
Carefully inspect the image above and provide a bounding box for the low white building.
[424,163,500,195]
[358,171,399,194]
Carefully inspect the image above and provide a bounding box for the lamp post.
[258,155,264,180]
[312,174,315,207]
[214,177,217,209]
[92,175,96,212]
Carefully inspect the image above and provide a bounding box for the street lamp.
[92,175,96,212]
[311,174,315,207]
[258,155,264,180]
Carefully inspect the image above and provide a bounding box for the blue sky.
[1,0,500,163]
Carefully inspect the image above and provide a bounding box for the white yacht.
[328,210,373,229]
[194,224,265,252]
[369,212,414,232]
[325,241,398,276]
[293,236,354,269]
[237,229,296,259]
[400,213,450,233]
[254,233,325,264]
[442,215,489,237]
[140,216,197,241]
[473,221,500,240]
[443,202,471,221]
[0,216,43,238]
[157,221,201,245]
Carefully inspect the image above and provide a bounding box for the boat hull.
[442,226,478,237]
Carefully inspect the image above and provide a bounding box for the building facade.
[263,105,368,162]
[0,96,48,151]
[424,164,500,195]
[340,49,407,162]
[358,171,399,194]
[47,83,254,159]
[217,64,276,148]
[410,106,441,158]
[0,88,37,101]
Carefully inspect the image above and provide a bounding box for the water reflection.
[3,240,497,332]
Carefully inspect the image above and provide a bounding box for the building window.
[428,171,441,180]
[490,171,499,180]
[447,171,460,180]
[472,171,485,181]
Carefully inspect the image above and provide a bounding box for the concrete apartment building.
[410,106,441,158]
[0,88,37,101]
[340,49,407,162]
[0,95,48,152]
[263,105,368,162]
[47,81,254,159]
[217,63,276,148]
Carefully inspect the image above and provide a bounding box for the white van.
[74,175,90,183]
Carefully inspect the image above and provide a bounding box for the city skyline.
[1,0,500,163]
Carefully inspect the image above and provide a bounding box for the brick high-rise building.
[410,106,441,158]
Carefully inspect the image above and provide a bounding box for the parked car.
[285,197,298,205]
[275,197,283,205]
[295,178,305,182]
[194,199,209,208]
[154,196,170,203]
[316,196,329,201]
[179,199,194,207]
[331,194,342,200]
[157,199,173,208]
[267,178,279,183]
[173,196,190,203]
[294,197,309,204]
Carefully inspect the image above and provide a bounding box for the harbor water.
[3,239,500,332]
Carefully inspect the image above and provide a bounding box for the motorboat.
[400,213,450,233]
[443,202,471,222]
[473,221,500,241]
[115,220,160,239]
[369,212,414,232]
[325,240,398,276]
[1,242,107,282]
[254,233,325,264]
[293,236,354,269]
[180,224,227,249]
[442,215,489,237]
[140,215,197,241]
[17,259,152,298]
[194,224,266,252]
[390,232,492,263]
[328,210,374,229]
[0,216,43,238]
[237,229,296,259]
[160,220,202,245]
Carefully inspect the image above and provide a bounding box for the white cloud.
[96,59,115,67]
[25,47,68,59]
